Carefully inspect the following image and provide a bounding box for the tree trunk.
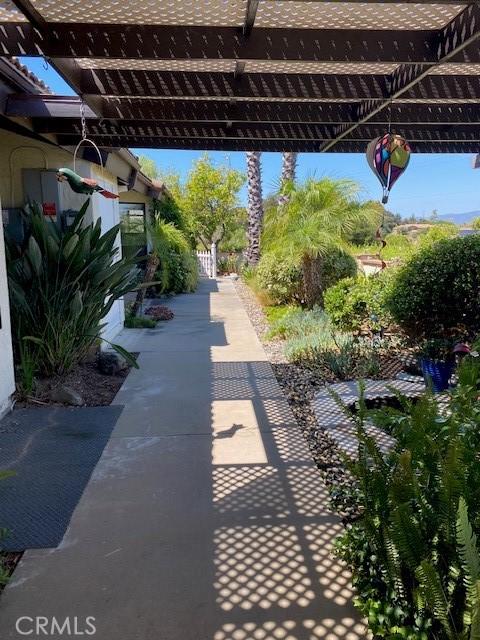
[131,252,160,317]
[245,151,264,266]
[302,254,324,309]
[278,152,298,207]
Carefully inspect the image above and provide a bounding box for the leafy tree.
[218,207,247,252]
[182,155,245,250]
[472,217,480,230]
[345,204,402,246]
[263,177,381,307]
[151,190,186,232]
[417,222,457,249]
[138,154,159,180]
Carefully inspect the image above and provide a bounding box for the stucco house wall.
[0,129,138,413]
[0,217,15,418]
[119,189,153,208]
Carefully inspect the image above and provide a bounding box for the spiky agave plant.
[6,200,139,376]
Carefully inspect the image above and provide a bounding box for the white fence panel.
[196,244,217,278]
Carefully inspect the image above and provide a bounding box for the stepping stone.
[312,378,425,458]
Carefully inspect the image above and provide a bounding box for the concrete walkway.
[0,279,365,640]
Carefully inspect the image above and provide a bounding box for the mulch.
[16,359,136,409]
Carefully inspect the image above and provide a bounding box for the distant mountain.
[437,211,480,225]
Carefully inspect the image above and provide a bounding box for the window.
[119,202,146,259]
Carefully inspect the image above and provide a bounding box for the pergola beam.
[33,118,480,141]
[79,69,391,101]
[262,0,470,3]
[7,94,480,125]
[10,0,47,27]
[54,134,480,153]
[74,69,480,101]
[0,23,443,63]
[322,2,480,150]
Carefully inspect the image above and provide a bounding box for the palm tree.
[263,177,381,308]
[278,152,298,207]
[245,151,264,265]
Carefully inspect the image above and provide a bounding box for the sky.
[22,56,480,218]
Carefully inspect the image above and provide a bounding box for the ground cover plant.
[336,359,480,639]
[6,201,139,380]
[124,316,157,329]
[266,306,386,378]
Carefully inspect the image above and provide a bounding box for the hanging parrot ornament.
[366,133,411,204]
[57,168,118,199]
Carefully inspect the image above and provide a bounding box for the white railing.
[196,243,217,279]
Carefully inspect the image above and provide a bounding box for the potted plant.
[418,338,455,392]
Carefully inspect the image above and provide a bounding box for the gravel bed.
[234,278,359,520]
[234,278,287,364]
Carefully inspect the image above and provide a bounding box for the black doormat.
[0,406,123,552]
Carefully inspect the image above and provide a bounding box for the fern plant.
[457,498,480,640]
[335,360,480,639]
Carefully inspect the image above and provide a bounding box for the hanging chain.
[80,100,87,140]
[387,97,393,135]
[381,97,394,204]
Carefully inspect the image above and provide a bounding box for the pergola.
[2,0,480,152]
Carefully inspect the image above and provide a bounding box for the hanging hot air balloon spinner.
[366,111,411,269]
[366,132,411,205]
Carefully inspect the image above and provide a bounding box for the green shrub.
[321,247,358,291]
[264,304,295,329]
[257,247,357,307]
[268,306,329,340]
[417,222,457,249]
[270,306,384,377]
[276,308,354,364]
[181,251,199,292]
[151,191,186,231]
[285,330,348,364]
[385,235,480,339]
[149,220,198,295]
[324,271,394,333]
[6,201,139,376]
[256,252,303,305]
[125,316,157,329]
[336,363,480,639]
[320,339,382,380]
[218,254,240,275]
